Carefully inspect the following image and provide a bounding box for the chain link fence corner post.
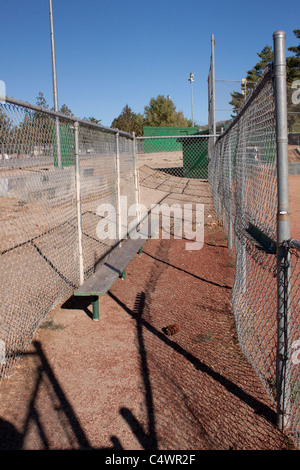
[211,34,216,145]
[227,143,233,250]
[49,0,62,169]
[74,120,84,286]
[273,29,291,431]
[115,132,121,241]
[132,132,141,226]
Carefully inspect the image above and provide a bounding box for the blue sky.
[0,0,298,127]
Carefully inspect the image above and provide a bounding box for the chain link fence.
[0,97,138,382]
[209,66,278,394]
[284,240,300,445]
[208,31,300,448]
[136,134,210,179]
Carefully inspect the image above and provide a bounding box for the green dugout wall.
[143,127,199,153]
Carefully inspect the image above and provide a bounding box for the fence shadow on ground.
[156,167,184,177]
[0,288,291,450]
[108,291,278,427]
[0,341,123,450]
[119,292,158,450]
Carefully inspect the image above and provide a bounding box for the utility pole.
[49,0,62,168]
[188,73,194,127]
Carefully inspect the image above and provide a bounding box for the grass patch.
[39,318,65,331]
[225,261,235,268]
[291,380,300,404]
[192,331,214,343]
[17,200,27,207]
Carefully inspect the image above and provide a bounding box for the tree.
[228,90,245,117]
[59,104,73,117]
[36,91,49,109]
[84,116,102,124]
[229,45,273,116]
[287,29,300,84]
[247,45,273,81]
[0,110,12,148]
[144,95,189,127]
[31,92,52,148]
[287,29,300,132]
[111,104,144,136]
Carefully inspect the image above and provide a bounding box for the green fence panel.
[143,127,199,154]
[53,125,75,167]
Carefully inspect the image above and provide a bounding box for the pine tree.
[36,91,49,109]
[287,29,300,132]
[111,105,143,136]
[229,45,273,116]
[287,29,300,84]
[59,104,73,117]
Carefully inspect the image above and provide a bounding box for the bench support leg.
[138,247,143,255]
[92,296,99,321]
[120,270,126,280]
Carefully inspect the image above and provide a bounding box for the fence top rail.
[1,95,134,140]
[136,134,219,140]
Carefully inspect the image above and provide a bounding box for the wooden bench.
[74,218,156,320]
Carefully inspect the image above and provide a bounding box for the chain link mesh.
[284,244,300,445]
[136,135,209,180]
[208,67,300,448]
[209,69,279,397]
[0,98,137,382]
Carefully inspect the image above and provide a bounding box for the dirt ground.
[0,160,298,451]
[289,174,300,239]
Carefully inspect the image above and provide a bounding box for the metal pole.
[240,117,247,294]
[74,121,84,286]
[273,30,291,431]
[188,73,194,127]
[228,143,233,250]
[211,34,216,143]
[132,132,140,226]
[115,132,121,241]
[49,0,62,168]
[191,80,194,127]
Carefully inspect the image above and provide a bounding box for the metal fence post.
[115,132,121,241]
[49,0,62,169]
[211,34,216,144]
[132,132,140,225]
[228,142,233,250]
[74,121,84,286]
[240,117,247,294]
[273,30,291,431]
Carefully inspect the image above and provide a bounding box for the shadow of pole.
[143,250,232,290]
[120,292,158,450]
[108,291,277,426]
[26,341,92,449]
[0,341,125,450]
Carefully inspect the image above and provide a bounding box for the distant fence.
[0,97,138,382]
[136,134,210,179]
[208,30,300,447]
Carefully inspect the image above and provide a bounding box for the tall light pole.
[188,73,194,127]
[49,0,62,168]
[211,34,216,143]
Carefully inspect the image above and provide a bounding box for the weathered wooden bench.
[74,218,156,320]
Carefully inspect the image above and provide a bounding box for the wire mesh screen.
[285,243,300,445]
[209,68,279,396]
[137,135,209,179]
[0,98,137,383]
[119,134,138,237]
[0,101,79,381]
[77,124,119,279]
